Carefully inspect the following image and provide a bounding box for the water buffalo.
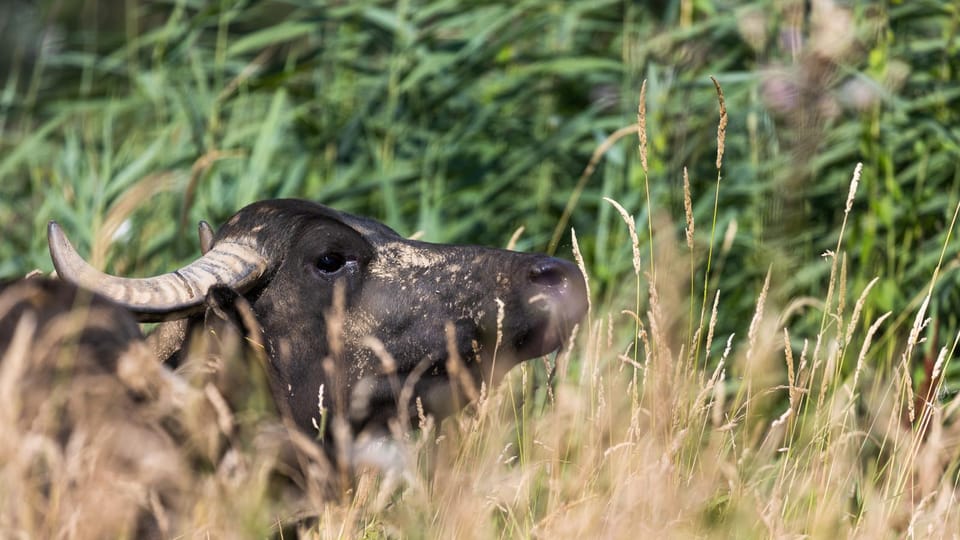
[47,199,589,445]
[0,276,310,537]
[0,278,193,537]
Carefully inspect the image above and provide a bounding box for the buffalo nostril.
[529,260,567,288]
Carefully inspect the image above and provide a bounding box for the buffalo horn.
[48,221,268,322]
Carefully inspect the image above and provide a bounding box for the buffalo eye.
[314,253,348,274]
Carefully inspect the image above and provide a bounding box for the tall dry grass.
[0,279,317,538]
[295,111,960,537]
[4,92,960,539]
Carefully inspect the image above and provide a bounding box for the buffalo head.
[49,199,588,440]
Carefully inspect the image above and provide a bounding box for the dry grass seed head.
[711,335,735,427]
[710,76,727,170]
[571,229,592,318]
[704,290,720,364]
[845,276,880,347]
[604,198,642,276]
[745,267,773,365]
[783,328,796,410]
[846,162,863,214]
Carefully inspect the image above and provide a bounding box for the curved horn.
[48,221,268,322]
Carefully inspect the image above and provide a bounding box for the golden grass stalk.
[710,76,727,170]
[603,198,642,276]
[745,266,772,365]
[845,162,862,213]
[711,334,735,428]
[683,167,697,348]
[571,229,592,319]
[735,266,771,418]
[852,312,891,390]
[692,354,726,415]
[703,290,720,364]
[783,328,796,410]
[695,77,729,366]
[603,197,643,366]
[903,294,931,374]
[637,80,648,174]
[634,80,657,284]
[844,276,879,346]
[818,163,863,335]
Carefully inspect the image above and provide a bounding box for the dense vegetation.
[2,0,960,537]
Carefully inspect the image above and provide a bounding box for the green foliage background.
[1,0,958,377]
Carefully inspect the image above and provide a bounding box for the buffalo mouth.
[513,257,590,359]
[514,298,587,359]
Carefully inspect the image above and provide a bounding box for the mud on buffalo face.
[48,199,588,438]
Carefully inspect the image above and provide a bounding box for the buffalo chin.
[515,313,573,359]
[348,371,461,435]
[349,323,581,437]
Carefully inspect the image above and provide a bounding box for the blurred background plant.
[1,0,958,419]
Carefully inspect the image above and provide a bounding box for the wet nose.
[528,259,573,288]
[517,256,589,357]
[527,257,587,303]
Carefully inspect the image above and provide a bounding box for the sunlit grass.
[295,160,960,539]
[6,108,960,537]
[1,1,960,537]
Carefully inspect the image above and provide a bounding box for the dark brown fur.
[0,278,188,538]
